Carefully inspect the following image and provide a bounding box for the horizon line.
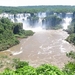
[0,5,75,7]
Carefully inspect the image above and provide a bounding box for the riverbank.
[0,29,75,69]
[0,18,34,51]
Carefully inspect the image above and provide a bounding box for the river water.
[0,29,75,68]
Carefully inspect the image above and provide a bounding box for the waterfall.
[22,12,46,32]
[62,13,72,30]
[0,12,73,31]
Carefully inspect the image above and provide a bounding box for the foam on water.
[11,50,23,55]
[23,26,45,32]
[60,45,66,53]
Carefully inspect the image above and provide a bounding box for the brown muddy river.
[0,29,75,68]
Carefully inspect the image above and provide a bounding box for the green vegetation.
[13,23,34,38]
[0,5,75,75]
[0,18,34,51]
[66,33,75,45]
[27,15,39,27]
[36,64,64,75]
[66,17,75,45]
[0,18,19,51]
[0,6,75,14]
[0,58,64,75]
[0,51,75,75]
[43,15,62,29]
[63,51,75,75]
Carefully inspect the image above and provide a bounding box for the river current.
[0,29,75,68]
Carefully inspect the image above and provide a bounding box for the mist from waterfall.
[62,13,72,30]
[62,17,72,29]
[23,12,46,32]
[0,12,73,31]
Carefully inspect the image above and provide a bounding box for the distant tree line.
[0,6,75,14]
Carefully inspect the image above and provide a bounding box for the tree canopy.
[0,6,75,14]
[0,18,34,51]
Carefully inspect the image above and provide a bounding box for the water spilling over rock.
[0,12,73,31]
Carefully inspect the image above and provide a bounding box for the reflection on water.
[0,29,75,68]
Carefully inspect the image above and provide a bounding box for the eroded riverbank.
[0,29,75,68]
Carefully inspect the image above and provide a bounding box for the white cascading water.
[30,12,46,32]
[0,12,73,31]
[23,17,44,32]
[62,13,72,30]
[62,17,72,29]
[22,12,46,32]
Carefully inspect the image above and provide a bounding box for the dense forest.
[0,6,75,14]
[0,18,34,51]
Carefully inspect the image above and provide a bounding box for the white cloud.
[0,0,75,6]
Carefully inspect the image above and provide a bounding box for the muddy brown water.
[0,29,75,68]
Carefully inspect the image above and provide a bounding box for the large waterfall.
[0,12,73,32]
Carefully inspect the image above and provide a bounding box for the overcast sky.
[0,0,75,6]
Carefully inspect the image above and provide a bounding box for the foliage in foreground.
[36,64,64,75]
[0,50,75,75]
[63,51,75,75]
[0,61,64,75]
